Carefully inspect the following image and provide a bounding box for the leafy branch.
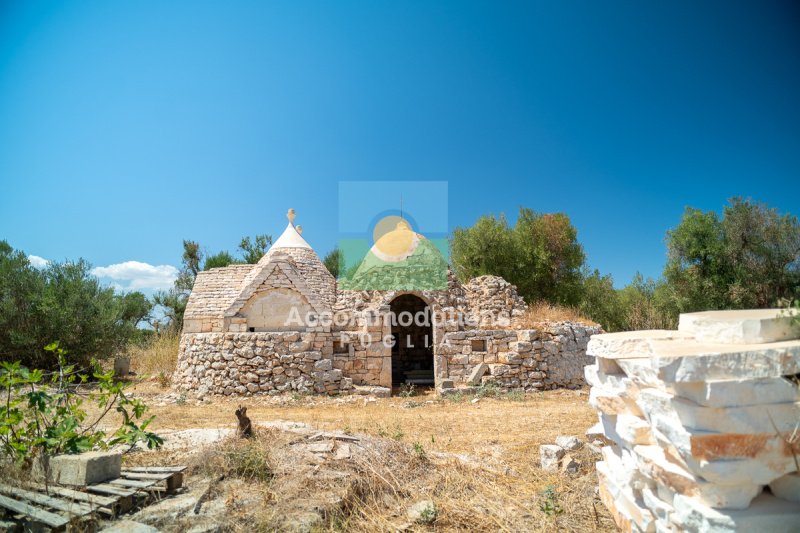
[0,342,162,465]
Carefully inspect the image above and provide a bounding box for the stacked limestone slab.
[585,309,800,532]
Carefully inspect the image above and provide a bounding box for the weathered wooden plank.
[109,478,158,489]
[120,472,172,481]
[25,483,117,508]
[86,484,137,497]
[0,485,95,516]
[166,472,184,493]
[0,493,70,529]
[123,466,187,473]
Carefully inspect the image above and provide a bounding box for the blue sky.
[1,1,798,293]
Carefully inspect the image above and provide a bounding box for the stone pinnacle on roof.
[271,209,311,249]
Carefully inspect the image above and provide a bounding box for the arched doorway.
[390,294,434,387]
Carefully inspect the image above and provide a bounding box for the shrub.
[0,343,162,465]
[0,241,150,369]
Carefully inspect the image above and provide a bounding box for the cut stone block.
[770,473,800,503]
[671,492,800,533]
[615,414,655,446]
[45,451,121,486]
[637,388,800,435]
[631,444,762,510]
[641,487,674,522]
[597,460,657,533]
[678,309,800,345]
[587,330,693,360]
[643,414,795,485]
[539,444,564,471]
[438,379,454,390]
[672,377,798,408]
[601,445,652,491]
[466,363,488,385]
[616,340,800,383]
[590,386,644,417]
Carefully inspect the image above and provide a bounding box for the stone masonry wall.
[441,323,601,390]
[174,331,351,398]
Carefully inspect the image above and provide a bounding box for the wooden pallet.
[0,465,186,531]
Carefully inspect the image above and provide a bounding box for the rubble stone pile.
[585,309,800,532]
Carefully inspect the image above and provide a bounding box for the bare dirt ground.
[100,382,616,532]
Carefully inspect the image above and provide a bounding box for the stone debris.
[100,520,161,533]
[555,435,583,451]
[586,309,800,533]
[561,454,580,474]
[539,435,587,473]
[352,385,391,398]
[539,444,565,471]
[406,499,437,524]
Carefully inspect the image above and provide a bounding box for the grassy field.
[109,381,616,532]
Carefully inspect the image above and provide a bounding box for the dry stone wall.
[463,275,528,328]
[174,332,350,398]
[442,323,601,390]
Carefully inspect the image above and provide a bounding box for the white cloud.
[92,261,179,292]
[28,255,50,269]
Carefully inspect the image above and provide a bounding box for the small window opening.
[471,339,487,352]
[333,341,349,354]
[248,327,255,332]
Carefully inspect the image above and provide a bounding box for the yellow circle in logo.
[372,216,419,262]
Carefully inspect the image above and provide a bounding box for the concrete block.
[45,451,121,486]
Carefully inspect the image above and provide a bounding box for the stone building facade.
[174,212,601,396]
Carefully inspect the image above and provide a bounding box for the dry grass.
[102,385,614,532]
[127,329,180,382]
[517,302,599,328]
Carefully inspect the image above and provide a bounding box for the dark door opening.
[390,294,434,387]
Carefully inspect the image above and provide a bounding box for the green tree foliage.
[322,247,342,278]
[176,239,202,292]
[0,343,161,464]
[578,269,623,331]
[239,234,272,263]
[155,234,274,329]
[451,208,585,305]
[203,251,238,271]
[0,241,149,369]
[616,274,677,330]
[665,198,800,312]
[153,240,200,330]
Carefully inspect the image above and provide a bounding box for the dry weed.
[127,329,180,381]
[517,302,599,328]
[108,387,614,532]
